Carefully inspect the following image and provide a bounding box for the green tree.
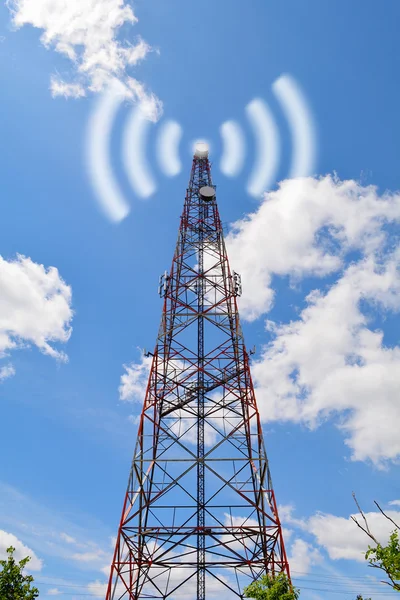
[244,572,300,600]
[352,493,400,592]
[0,546,39,599]
[365,529,400,592]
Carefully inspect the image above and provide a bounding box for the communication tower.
[106,144,290,600]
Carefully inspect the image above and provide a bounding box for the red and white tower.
[106,144,290,600]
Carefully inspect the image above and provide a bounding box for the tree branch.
[374,501,400,531]
[351,515,379,544]
[351,493,379,544]
[367,546,400,590]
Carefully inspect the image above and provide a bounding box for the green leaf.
[244,572,300,600]
[0,546,39,599]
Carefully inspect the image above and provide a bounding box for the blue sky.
[0,0,400,598]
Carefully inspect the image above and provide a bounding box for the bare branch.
[351,515,379,544]
[352,493,400,592]
[385,572,400,591]
[374,501,400,531]
[353,492,373,535]
[379,578,400,592]
[351,493,379,544]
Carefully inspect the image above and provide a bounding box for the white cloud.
[308,507,400,562]
[6,0,161,105]
[59,532,76,544]
[71,549,109,564]
[124,77,162,122]
[50,77,85,99]
[227,175,400,321]
[100,563,111,576]
[277,502,400,577]
[288,538,322,575]
[87,580,108,598]
[120,354,196,403]
[47,589,62,596]
[277,506,322,574]
[227,175,400,465]
[0,254,73,362]
[0,363,15,381]
[252,250,400,466]
[389,500,400,507]
[282,528,293,543]
[0,530,43,571]
[278,505,307,530]
[119,353,153,402]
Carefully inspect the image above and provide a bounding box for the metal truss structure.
[106,147,290,600]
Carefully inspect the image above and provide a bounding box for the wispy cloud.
[0,482,112,571]
[0,363,16,382]
[6,0,161,104]
[119,353,153,402]
[59,533,77,545]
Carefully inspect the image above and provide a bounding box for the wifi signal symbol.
[86,74,316,223]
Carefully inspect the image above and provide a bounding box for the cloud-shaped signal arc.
[85,74,316,223]
[272,74,316,178]
[219,121,245,177]
[122,106,156,199]
[157,121,183,177]
[86,82,129,223]
[246,99,280,197]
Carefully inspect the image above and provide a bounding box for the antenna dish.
[199,186,215,202]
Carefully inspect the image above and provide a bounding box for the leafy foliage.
[365,529,400,592]
[0,546,39,600]
[352,493,400,592]
[244,572,300,600]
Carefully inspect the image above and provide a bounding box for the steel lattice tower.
[106,146,290,600]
